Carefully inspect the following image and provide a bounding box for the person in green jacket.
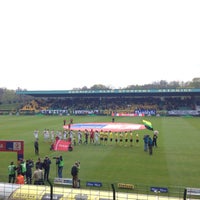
[8,161,16,183]
[56,155,64,178]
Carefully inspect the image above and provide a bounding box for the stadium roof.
[16,88,200,98]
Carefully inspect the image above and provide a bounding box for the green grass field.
[0,115,200,192]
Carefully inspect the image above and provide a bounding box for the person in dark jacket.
[36,158,43,170]
[71,163,78,188]
[143,135,149,152]
[34,139,39,155]
[43,156,51,181]
[71,161,80,188]
[26,159,34,184]
[153,132,158,147]
[148,137,153,155]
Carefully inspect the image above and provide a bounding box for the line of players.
[34,129,140,147]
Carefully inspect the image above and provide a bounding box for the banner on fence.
[150,186,168,193]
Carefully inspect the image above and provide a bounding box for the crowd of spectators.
[20,96,197,116]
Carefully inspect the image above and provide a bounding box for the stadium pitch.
[0,115,200,196]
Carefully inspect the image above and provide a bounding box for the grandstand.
[16,88,200,116]
[19,100,49,113]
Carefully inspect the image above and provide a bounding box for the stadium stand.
[16,89,200,116]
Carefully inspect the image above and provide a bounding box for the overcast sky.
[0,0,200,90]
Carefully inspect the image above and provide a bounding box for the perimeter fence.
[0,178,187,200]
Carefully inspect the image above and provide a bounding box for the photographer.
[56,156,64,178]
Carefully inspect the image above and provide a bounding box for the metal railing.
[0,180,185,200]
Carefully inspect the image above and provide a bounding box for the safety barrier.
[183,187,200,200]
[0,181,185,200]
